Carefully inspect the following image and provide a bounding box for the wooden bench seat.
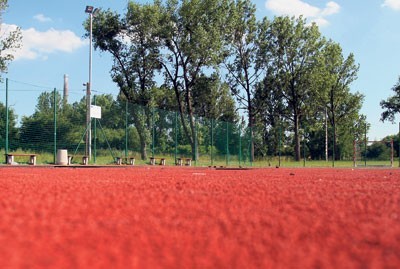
[115,157,135,165]
[68,155,89,165]
[176,158,192,166]
[6,153,38,165]
[150,157,166,166]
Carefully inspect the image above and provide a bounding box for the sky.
[2,0,400,139]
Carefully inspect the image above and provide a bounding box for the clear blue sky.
[2,0,400,139]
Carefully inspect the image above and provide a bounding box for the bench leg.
[116,157,122,165]
[150,158,156,165]
[7,155,13,165]
[29,156,36,165]
[129,158,135,165]
[67,156,73,165]
[160,159,166,166]
[82,156,89,165]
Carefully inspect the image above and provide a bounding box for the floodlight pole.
[5,78,8,164]
[85,6,96,160]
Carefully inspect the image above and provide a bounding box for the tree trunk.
[139,134,147,160]
[294,114,301,161]
[190,122,197,161]
[330,89,337,161]
[132,109,148,161]
[186,89,198,161]
[248,113,254,163]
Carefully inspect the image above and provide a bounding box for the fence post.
[195,115,198,166]
[211,118,214,166]
[174,111,178,164]
[303,130,306,168]
[5,78,9,163]
[125,100,128,158]
[353,140,356,167]
[250,125,253,167]
[226,121,229,166]
[332,126,335,168]
[152,107,155,158]
[325,107,328,162]
[93,95,97,163]
[364,122,367,167]
[278,121,282,167]
[390,139,394,167]
[239,121,242,167]
[53,88,57,164]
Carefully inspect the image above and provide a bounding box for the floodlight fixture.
[85,6,94,14]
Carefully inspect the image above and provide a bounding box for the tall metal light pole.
[85,5,98,160]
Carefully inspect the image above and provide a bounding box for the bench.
[150,157,166,166]
[176,158,192,166]
[115,157,135,165]
[68,155,89,165]
[6,153,38,165]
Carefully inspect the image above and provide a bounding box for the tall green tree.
[258,16,325,161]
[159,0,232,160]
[192,73,237,122]
[381,77,400,123]
[88,1,162,160]
[19,91,63,152]
[314,41,362,160]
[253,71,287,158]
[0,102,18,150]
[224,0,260,161]
[0,0,21,78]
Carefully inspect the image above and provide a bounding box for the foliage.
[0,102,18,150]
[366,142,391,160]
[257,16,326,161]
[159,0,233,160]
[2,1,375,164]
[381,77,400,123]
[224,0,259,160]
[0,0,22,79]
[88,2,163,159]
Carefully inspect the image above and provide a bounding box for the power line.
[7,78,56,90]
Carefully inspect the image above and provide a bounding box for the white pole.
[86,12,92,160]
[325,107,328,162]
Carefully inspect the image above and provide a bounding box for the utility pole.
[85,5,98,160]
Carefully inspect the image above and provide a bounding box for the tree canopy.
[381,77,400,123]
[0,0,21,79]
[81,0,365,162]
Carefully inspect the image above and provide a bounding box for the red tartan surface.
[0,167,399,269]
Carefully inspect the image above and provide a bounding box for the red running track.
[0,167,399,268]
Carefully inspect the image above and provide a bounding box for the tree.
[224,0,260,161]
[88,2,163,160]
[192,73,237,122]
[0,0,22,78]
[159,0,232,160]
[381,77,400,123]
[0,102,18,150]
[19,91,63,152]
[314,41,362,160]
[253,71,288,158]
[258,16,325,161]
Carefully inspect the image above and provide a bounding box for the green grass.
[1,149,399,168]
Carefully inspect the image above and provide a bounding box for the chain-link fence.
[1,78,400,167]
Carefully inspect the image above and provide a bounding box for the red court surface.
[0,167,399,268]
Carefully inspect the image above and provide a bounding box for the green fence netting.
[2,78,400,167]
